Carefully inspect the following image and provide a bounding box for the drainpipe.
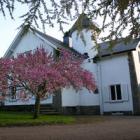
[97,62,104,115]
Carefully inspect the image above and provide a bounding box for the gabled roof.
[30,28,65,48]
[98,38,140,57]
[4,26,81,58]
[4,28,25,58]
[4,27,66,58]
[4,24,140,59]
[69,13,100,35]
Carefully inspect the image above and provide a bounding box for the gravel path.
[0,116,140,140]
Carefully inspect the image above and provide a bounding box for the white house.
[2,14,140,115]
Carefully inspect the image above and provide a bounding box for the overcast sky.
[0,2,130,58]
[0,2,75,58]
[0,16,72,57]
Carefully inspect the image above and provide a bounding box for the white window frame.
[110,84,122,101]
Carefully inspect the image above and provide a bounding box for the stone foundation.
[62,106,100,115]
[0,104,52,112]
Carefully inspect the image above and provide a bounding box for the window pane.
[10,86,16,99]
[110,85,115,100]
[116,85,122,100]
[94,88,99,94]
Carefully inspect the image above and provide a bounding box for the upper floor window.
[110,84,122,101]
[9,86,16,99]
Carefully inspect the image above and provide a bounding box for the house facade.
[2,14,140,115]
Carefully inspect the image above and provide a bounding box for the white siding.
[79,89,99,106]
[62,57,100,107]
[72,30,98,58]
[80,60,99,106]
[62,29,100,107]
[12,31,54,57]
[99,54,133,112]
[62,87,79,106]
[62,87,99,107]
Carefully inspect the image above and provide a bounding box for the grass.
[0,111,75,126]
[0,111,105,127]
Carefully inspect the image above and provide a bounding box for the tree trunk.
[33,95,40,119]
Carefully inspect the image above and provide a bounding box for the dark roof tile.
[31,28,65,47]
[69,13,100,34]
[98,38,140,56]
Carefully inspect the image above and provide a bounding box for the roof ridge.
[30,27,64,45]
[99,37,140,46]
[69,13,100,34]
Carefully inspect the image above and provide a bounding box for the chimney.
[63,31,72,47]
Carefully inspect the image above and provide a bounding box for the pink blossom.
[0,48,96,98]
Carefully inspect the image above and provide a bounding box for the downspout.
[97,62,104,115]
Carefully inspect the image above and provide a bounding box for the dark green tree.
[0,0,140,41]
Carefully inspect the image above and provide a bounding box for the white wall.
[132,45,140,85]
[62,87,79,106]
[80,60,99,106]
[62,87,99,107]
[12,31,54,57]
[99,54,133,112]
[62,60,100,107]
[72,30,98,58]
[62,29,100,107]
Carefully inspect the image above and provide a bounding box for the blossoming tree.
[0,48,96,119]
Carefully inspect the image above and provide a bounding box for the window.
[110,84,122,101]
[94,88,99,94]
[9,86,16,99]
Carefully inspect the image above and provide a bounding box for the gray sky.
[0,2,74,57]
[0,16,70,57]
[0,2,129,58]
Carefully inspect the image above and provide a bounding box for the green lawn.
[0,111,104,127]
[0,111,75,126]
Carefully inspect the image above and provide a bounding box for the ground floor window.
[110,84,122,101]
[9,86,17,99]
